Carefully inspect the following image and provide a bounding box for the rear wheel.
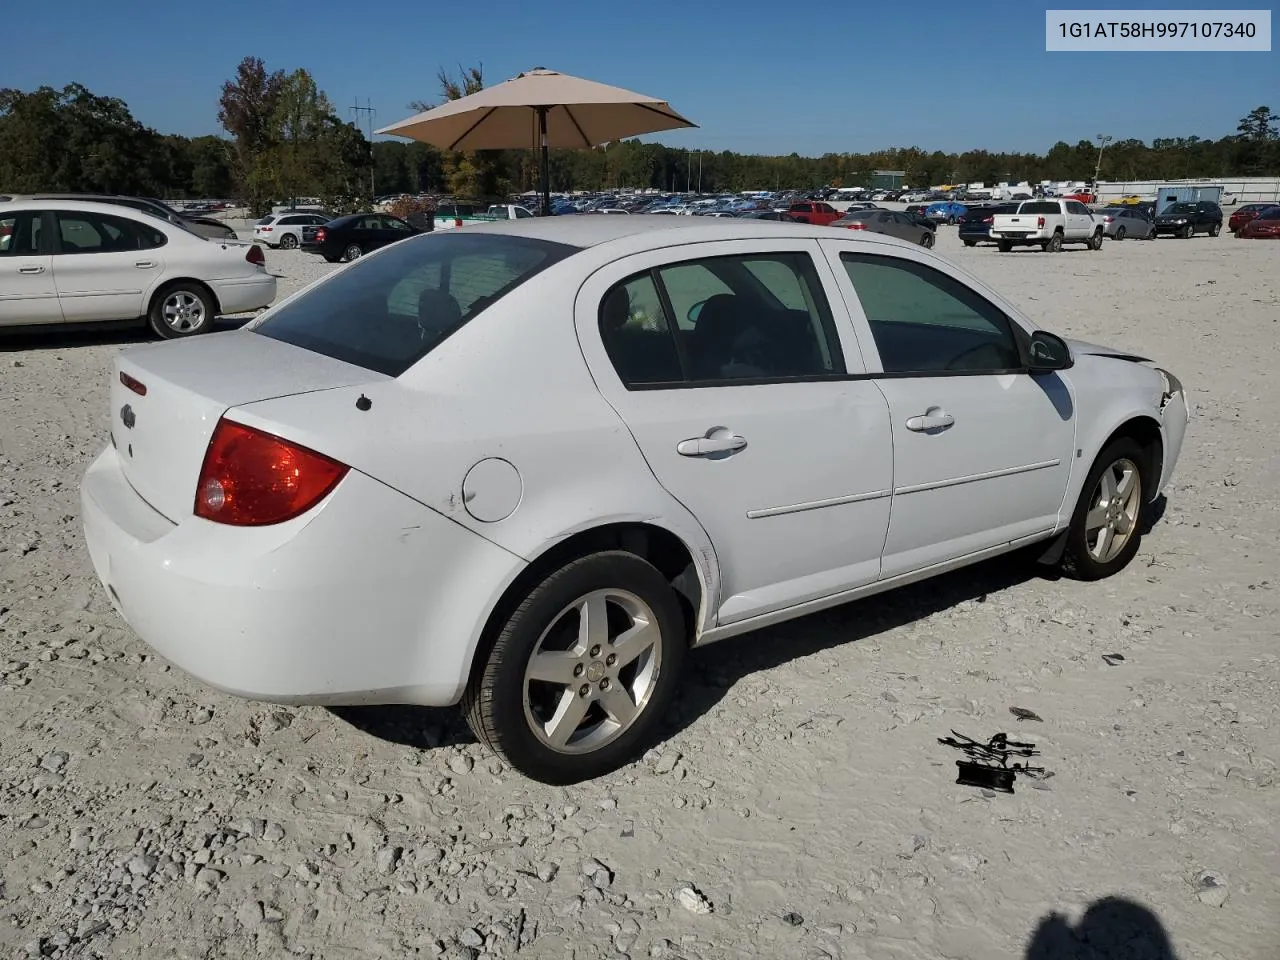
[280,233,299,249]
[1209,222,1221,237]
[962,239,976,247]
[463,551,687,784]
[148,282,214,339]
[921,232,935,248]
[1060,438,1147,581]
[343,243,363,262]
[1045,231,1063,252]
[997,240,1012,253]
[1115,225,1126,241]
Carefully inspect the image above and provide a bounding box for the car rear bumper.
[80,444,523,707]
[208,274,277,314]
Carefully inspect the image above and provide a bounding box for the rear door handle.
[135,260,156,268]
[18,264,45,274]
[677,432,748,457]
[906,410,955,432]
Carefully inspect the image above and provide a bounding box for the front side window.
[840,253,1021,375]
[253,232,575,377]
[598,252,846,387]
[382,216,413,233]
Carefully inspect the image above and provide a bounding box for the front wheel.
[343,243,364,262]
[1179,224,1193,239]
[1060,438,1147,581]
[148,283,214,339]
[463,551,687,784]
[921,232,935,248]
[1088,229,1103,250]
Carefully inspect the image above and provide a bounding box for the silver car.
[1099,206,1156,240]
[831,208,935,248]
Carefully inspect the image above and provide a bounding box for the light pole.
[1093,134,1113,188]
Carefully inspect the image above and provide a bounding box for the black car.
[1154,201,1223,238]
[309,213,423,262]
[958,203,1019,246]
[735,210,803,221]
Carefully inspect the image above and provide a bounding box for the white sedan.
[0,199,276,338]
[80,217,1190,783]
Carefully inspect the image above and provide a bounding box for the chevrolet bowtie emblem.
[120,404,136,429]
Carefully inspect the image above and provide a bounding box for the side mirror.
[1026,331,1073,372]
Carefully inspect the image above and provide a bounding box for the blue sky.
[7,0,1275,156]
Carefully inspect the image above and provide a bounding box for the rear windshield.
[1017,201,1061,214]
[252,232,577,376]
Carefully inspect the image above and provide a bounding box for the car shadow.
[328,703,476,749]
[0,315,254,353]
[1025,895,1179,959]
[664,549,1040,736]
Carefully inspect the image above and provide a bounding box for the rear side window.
[0,213,41,256]
[253,232,576,377]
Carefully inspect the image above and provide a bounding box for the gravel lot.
[2,228,1277,960]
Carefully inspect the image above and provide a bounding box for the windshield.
[1166,203,1196,213]
[252,232,578,376]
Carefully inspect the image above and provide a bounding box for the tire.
[463,551,687,784]
[997,240,1012,253]
[343,243,363,261]
[962,239,976,247]
[1046,231,1063,252]
[1060,438,1147,581]
[1088,229,1103,250]
[1115,226,1126,241]
[147,282,215,339]
[1179,224,1193,239]
[921,232,935,248]
[1209,222,1221,237]
[280,233,299,250]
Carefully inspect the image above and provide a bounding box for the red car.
[783,201,841,226]
[1228,203,1273,234]
[1238,206,1280,239]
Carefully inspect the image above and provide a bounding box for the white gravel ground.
[1,228,1278,960]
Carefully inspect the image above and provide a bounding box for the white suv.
[253,212,331,249]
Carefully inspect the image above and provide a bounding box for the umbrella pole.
[537,106,550,217]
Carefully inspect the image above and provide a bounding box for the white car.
[1,200,276,338]
[252,212,331,249]
[80,217,1189,784]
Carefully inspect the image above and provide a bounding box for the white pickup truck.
[989,199,1104,252]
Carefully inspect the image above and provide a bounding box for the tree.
[218,56,285,214]
[1237,106,1277,141]
[272,68,334,205]
[405,64,510,200]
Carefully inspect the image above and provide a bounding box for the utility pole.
[697,151,702,193]
[1093,133,1113,188]
[351,98,377,200]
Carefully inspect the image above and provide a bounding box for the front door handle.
[906,409,955,432]
[18,264,45,274]
[677,431,748,457]
[135,260,156,268]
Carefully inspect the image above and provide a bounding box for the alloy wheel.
[522,589,662,754]
[161,291,206,333]
[1084,457,1142,564]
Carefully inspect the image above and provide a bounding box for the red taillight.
[1037,216,1046,228]
[983,216,993,224]
[119,371,147,396]
[1104,216,1114,222]
[194,419,349,526]
[846,222,868,230]
[260,226,273,232]
[315,228,327,242]
[246,245,265,266]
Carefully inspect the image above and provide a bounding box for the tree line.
[1,59,1276,215]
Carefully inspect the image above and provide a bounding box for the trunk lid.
[110,330,387,522]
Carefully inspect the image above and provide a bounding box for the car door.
[0,211,63,326]
[50,209,165,322]
[821,242,1076,578]
[1066,201,1094,238]
[575,238,894,626]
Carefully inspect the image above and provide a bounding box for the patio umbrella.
[376,68,697,216]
